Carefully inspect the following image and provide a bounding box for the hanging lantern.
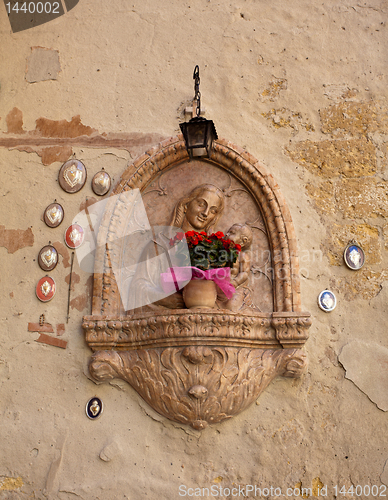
[179,65,218,160]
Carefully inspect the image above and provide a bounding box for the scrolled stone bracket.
[271,312,312,348]
[88,345,308,430]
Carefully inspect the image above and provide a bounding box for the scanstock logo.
[3,0,79,32]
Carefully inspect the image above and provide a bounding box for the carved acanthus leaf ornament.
[89,346,307,430]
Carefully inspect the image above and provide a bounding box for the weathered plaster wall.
[1,0,388,498]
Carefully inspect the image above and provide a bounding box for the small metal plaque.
[318,290,337,312]
[38,245,58,271]
[86,397,103,419]
[344,243,365,270]
[59,159,87,193]
[65,223,84,249]
[92,170,111,196]
[44,203,64,228]
[36,276,56,302]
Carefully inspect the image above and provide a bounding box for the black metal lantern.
[179,66,218,160]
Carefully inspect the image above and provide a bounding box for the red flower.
[183,229,240,270]
[176,232,185,241]
[235,244,241,251]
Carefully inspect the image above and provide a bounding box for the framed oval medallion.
[36,276,56,302]
[318,290,337,312]
[65,223,84,249]
[59,159,87,193]
[44,203,64,228]
[92,170,111,196]
[38,245,58,271]
[344,243,365,270]
[86,397,103,420]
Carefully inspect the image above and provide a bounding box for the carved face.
[184,190,222,230]
[226,224,251,249]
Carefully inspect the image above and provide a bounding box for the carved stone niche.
[82,137,311,430]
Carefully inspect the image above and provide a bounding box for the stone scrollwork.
[272,313,312,347]
[83,136,311,428]
[88,346,308,430]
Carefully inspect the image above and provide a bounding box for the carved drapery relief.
[83,136,311,429]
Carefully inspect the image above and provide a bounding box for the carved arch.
[91,136,301,317]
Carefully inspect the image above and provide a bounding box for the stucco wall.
[1,1,388,498]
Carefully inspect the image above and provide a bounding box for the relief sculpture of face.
[184,190,222,231]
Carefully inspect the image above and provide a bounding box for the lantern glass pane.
[187,122,207,148]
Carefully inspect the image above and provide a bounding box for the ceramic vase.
[183,279,217,309]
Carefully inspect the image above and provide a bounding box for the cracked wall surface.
[1,0,388,499]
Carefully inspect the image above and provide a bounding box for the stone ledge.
[83,310,311,350]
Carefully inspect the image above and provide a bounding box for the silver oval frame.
[64,223,84,249]
[344,243,365,271]
[92,170,111,196]
[318,290,337,312]
[86,397,103,420]
[59,159,87,194]
[38,244,59,272]
[44,202,64,228]
[36,276,56,303]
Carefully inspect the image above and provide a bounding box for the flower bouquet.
[161,230,241,308]
[171,230,241,270]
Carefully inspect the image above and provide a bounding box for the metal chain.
[193,65,201,117]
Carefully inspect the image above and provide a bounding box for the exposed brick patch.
[70,293,88,312]
[33,115,95,138]
[16,145,73,165]
[28,322,54,333]
[70,275,93,312]
[0,112,167,165]
[56,324,65,336]
[35,333,67,349]
[65,272,80,291]
[0,226,34,254]
[6,108,25,134]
